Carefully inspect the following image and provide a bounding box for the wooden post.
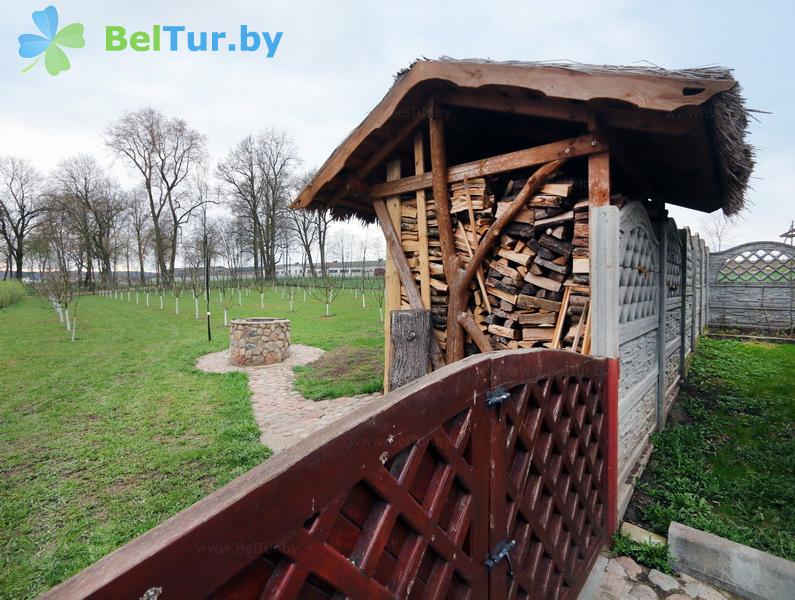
[388,309,432,391]
[588,152,610,207]
[429,107,465,363]
[414,131,432,309]
[383,159,402,391]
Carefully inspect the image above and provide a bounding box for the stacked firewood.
[399,179,495,351]
[470,177,591,353]
[397,173,591,355]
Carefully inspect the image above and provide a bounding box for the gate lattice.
[45,350,618,600]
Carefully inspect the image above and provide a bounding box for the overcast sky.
[1,0,793,251]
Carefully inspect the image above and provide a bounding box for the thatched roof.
[294,58,754,218]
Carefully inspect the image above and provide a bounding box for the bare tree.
[0,157,45,280]
[55,155,125,287]
[105,107,207,285]
[700,211,735,251]
[127,188,152,285]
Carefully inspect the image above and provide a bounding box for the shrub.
[0,280,25,309]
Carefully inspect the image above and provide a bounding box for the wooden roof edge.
[292,59,748,214]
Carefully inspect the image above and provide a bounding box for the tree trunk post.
[388,309,432,391]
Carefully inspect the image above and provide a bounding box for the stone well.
[229,318,291,367]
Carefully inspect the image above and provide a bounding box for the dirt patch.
[304,346,382,379]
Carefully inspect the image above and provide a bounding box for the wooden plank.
[388,310,432,391]
[518,312,557,326]
[516,295,561,312]
[435,90,700,135]
[488,324,518,340]
[497,248,533,266]
[370,136,602,198]
[551,287,572,349]
[523,273,563,292]
[521,328,555,342]
[462,181,492,313]
[486,286,518,306]
[534,210,574,227]
[383,159,402,391]
[414,131,432,310]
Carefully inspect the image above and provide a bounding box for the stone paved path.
[590,554,739,600]
[197,345,380,452]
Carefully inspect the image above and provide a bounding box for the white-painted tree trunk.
[57,305,64,322]
[238,289,242,306]
[127,291,131,302]
[325,303,330,316]
[289,299,293,312]
[260,292,264,309]
[379,308,383,322]
[223,309,228,326]
[65,308,70,331]
[71,317,77,341]
[136,291,139,304]
[362,293,366,308]
[146,293,150,307]
[160,296,164,310]
[175,298,180,316]
[194,297,199,319]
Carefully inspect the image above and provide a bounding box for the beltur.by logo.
[17,6,283,77]
[105,25,283,57]
[18,5,85,76]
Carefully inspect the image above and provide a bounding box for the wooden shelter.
[293,59,753,387]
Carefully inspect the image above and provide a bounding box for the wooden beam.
[373,197,445,371]
[371,134,606,198]
[588,152,610,207]
[429,107,465,362]
[356,102,430,179]
[461,160,564,289]
[436,90,698,135]
[457,311,494,354]
[414,131,432,309]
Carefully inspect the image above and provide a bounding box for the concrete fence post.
[656,213,668,429]
[591,205,620,358]
[679,229,689,378]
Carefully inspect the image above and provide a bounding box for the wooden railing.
[44,349,618,600]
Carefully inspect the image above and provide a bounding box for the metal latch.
[486,387,510,410]
[485,539,516,575]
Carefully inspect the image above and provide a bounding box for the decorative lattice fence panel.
[44,351,618,600]
[709,241,795,332]
[617,202,659,491]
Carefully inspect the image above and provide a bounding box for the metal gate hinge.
[485,539,516,575]
[486,387,510,410]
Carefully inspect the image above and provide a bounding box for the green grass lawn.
[0,285,384,599]
[630,337,795,560]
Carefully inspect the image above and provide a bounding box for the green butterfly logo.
[18,6,85,76]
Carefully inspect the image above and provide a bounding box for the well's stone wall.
[230,318,290,366]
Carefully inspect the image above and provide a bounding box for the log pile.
[399,179,495,350]
[396,170,591,355]
[463,176,590,353]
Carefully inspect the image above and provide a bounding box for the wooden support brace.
[373,197,445,370]
[457,311,494,354]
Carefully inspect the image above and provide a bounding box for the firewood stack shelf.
[398,172,591,356]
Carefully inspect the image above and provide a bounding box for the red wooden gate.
[45,350,618,600]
